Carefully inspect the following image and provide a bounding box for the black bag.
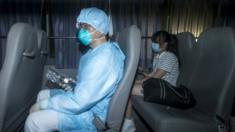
[142,78,196,109]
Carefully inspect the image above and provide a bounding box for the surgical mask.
[77,28,93,46]
[151,42,161,53]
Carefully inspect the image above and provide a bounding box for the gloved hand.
[39,99,49,109]
[29,99,49,113]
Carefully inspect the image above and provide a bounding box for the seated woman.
[133,31,179,96]
[123,31,179,132]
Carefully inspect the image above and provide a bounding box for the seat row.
[0,23,47,132]
[132,27,235,132]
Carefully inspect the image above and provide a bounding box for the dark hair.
[151,30,170,44]
[151,31,178,57]
[168,34,179,57]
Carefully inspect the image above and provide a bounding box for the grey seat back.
[0,23,39,131]
[106,25,141,131]
[189,27,235,121]
[176,32,196,87]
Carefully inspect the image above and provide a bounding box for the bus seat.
[93,25,141,131]
[176,32,197,87]
[189,27,235,128]
[0,23,40,132]
[132,27,235,132]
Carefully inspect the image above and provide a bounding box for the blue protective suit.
[40,41,125,131]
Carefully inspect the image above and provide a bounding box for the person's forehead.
[79,23,90,26]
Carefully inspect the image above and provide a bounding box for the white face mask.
[151,42,161,53]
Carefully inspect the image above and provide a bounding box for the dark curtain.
[48,0,165,69]
[0,0,235,69]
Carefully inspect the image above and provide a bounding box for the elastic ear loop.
[76,22,79,29]
[90,30,105,41]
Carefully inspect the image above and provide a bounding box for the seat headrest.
[177,32,195,63]
[5,23,37,61]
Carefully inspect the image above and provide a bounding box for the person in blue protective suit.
[24,7,125,132]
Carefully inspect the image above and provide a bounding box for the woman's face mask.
[151,42,161,53]
[77,28,94,46]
